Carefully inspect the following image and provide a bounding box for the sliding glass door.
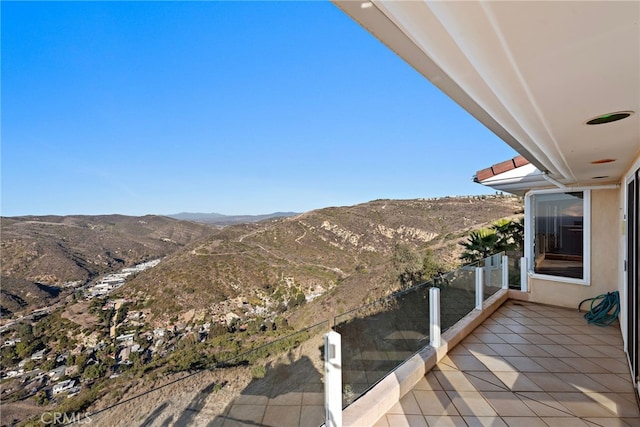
[627,168,639,399]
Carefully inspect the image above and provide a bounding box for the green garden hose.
[577,291,620,327]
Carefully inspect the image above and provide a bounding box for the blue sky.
[1,1,517,217]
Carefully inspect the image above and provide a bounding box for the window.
[526,190,590,284]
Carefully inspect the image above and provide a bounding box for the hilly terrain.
[167,211,299,226]
[118,195,523,328]
[0,195,523,426]
[0,215,215,316]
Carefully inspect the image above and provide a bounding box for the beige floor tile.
[514,318,543,327]
[447,391,497,416]
[481,391,537,416]
[473,354,516,372]
[537,344,580,358]
[602,358,635,374]
[549,392,620,417]
[413,389,460,416]
[467,333,506,344]
[491,371,543,392]
[545,334,583,345]
[555,373,612,393]
[502,356,547,372]
[480,324,514,334]
[517,391,575,417]
[464,343,501,356]
[592,344,628,357]
[448,344,473,356]
[529,356,577,373]
[501,416,548,427]
[548,325,583,335]
[585,392,640,417]
[387,392,422,415]
[557,357,610,373]
[571,334,616,346]
[414,372,443,391]
[540,417,591,426]
[510,343,553,357]
[463,371,510,392]
[563,344,610,358]
[518,334,556,345]
[385,414,428,427]
[448,354,489,371]
[486,343,526,356]
[493,333,532,344]
[594,334,624,346]
[436,355,462,371]
[520,372,577,392]
[494,317,524,326]
[423,415,467,426]
[503,324,537,334]
[462,416,508,426]
[583,417,640,427]
[434,370,479,392]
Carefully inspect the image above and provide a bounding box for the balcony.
[368,299,640,426]
[83,254,638,426]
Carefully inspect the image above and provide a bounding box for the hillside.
[119,195,523,327]
[167,211,299,225]
[0,215,215,315]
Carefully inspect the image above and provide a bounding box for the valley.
[0,195,523,426]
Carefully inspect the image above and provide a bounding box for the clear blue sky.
[1,1,517,217]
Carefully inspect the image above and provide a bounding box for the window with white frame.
[527,190,590,283]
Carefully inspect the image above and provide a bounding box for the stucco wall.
[528,188,620,308]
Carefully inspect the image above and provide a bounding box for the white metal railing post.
[475,266,483,310]
[324,331,342,427]
[520,257,528,292]
[429,287,441,348]
[501,255,509,290]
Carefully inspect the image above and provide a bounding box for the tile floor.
[373,300,640,427]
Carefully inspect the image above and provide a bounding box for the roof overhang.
[333,1,640,186]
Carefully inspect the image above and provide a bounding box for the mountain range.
[166,211,299,226]
[1,195,523,323]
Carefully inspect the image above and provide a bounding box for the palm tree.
[459,229,499,263]
[459,218,524,263]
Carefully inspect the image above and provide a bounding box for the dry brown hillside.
[119,195,523,327]
[0,215,215,315]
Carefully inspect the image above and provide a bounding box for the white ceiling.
[333,1,640,186]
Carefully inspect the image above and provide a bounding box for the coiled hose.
[577,291,620,327]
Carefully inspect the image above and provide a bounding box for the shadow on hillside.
[35,282,61,298]
[207,351,324,427]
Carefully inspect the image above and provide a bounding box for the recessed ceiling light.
[590,158,616,164]
[591,176,609,179]
[586,111,634,125]
[361,1,373,8]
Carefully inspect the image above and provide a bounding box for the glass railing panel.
[84,321,329,427]
[506,250,523,289]
[482,252,504,300]
[439,263,477,332]
[335,282,431,407]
